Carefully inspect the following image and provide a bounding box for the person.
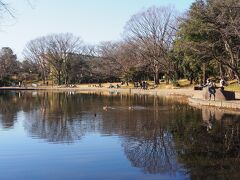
[208,80,216,101]
[206,78,210,86]
[202,108,214,132]
[134,82,138,88]
[145,81,148,90]
[219,78,226,91]
[139,81,143,89]
[142,81,146,89]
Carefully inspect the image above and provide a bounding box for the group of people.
[108,84,121,88]
[134,81,148,90]
[205,78,227,101]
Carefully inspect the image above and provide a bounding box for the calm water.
[1,91,240,179]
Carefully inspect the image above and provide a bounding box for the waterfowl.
[128,106,133,110]
[103,106,108,111]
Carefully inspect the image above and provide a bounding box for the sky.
[0,0,195,59]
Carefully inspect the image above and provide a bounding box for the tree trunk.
[58,71,61,85]
[42,76,46,85]
[227,68,235,80]
[165,74,170,84]
[154,67,159,85]
[234,71,240,84]
[190,78,193,85]
[219,64,224,79]
[155,72,159,84]
[166,79,170,84]
[202,63,206,84]
[190,74,194,85]
[65,75,69,85]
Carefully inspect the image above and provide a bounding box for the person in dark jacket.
[208,80,216,101]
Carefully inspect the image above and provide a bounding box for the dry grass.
[178,79,192,87]
[29,79,240,92]
[225,82,240,92]
[40,80,193,90]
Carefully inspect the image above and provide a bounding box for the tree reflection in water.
[100,95,188,175]
[123,132,177,174]
[172,106,240,179]
[1,91,240,178]
[0,91,103,143]
[24,109,86,143]
[0,91,18,128]
[0,91,37,128]
[23,91,106,143]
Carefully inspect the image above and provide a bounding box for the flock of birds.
[92,106,134,117]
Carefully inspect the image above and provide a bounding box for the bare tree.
[24,33,83,85]
[0,0,15,18]
[124,6,177,84]
[0,47,18,84]
[98,41,142,84]
[23,37,49,84]
[44,33,83,85]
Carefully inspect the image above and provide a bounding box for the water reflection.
[0,91,240,178]
[122,131,178,174]
[173,106,240,178]
[23,92,106,143]
[0,91,22,128]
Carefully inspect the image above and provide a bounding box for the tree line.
[0,0,239,86]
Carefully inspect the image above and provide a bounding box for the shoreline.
[1,86,240,111]
[0,86,195,98]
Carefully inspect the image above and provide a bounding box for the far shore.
[1,86,240,111]
[0,85,199,97]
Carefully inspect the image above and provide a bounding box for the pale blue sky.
[0,0,195,59]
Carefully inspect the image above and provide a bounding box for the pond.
[0,91,240,179]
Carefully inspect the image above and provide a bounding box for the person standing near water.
[219,78,226,91]
[208,80,216,101]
